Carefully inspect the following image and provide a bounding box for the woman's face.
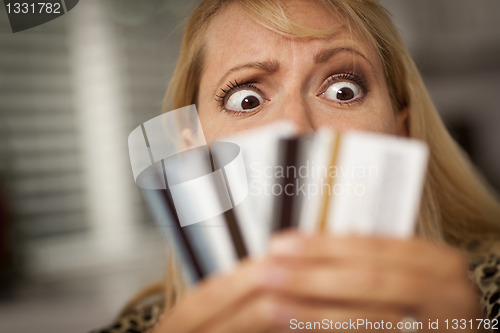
[197,1,407,142]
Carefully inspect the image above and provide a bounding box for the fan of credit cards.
[128,105,428,286]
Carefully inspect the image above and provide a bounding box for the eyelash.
[214,80,263,115]
[325,72,369,95]
[214,72,370,114]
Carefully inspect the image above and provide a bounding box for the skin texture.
[155,233,480,333]
[154,1,483,332]
[197,1,408,141]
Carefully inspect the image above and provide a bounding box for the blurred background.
[0,0,499,332]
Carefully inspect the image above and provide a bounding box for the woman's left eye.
[321,81,362,103]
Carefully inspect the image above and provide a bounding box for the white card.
[218,121,297,255]
[324,131,428,238]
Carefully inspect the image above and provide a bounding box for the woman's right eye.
[224,89,264,113]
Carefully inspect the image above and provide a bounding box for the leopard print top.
[90,253,500,333]
[471,252,500,321]
[89,300,163,333]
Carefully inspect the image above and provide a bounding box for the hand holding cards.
[128,106,428,285]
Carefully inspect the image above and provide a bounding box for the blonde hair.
[131,0,500,315]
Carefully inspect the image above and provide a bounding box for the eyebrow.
[216,60,280,88]
[314,47,371,65]
[215,47,371,90]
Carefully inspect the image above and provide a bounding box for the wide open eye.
[225,89,264,112]
[321,81,362,103]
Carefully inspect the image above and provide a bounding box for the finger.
[284,300,408,333]
[204,294,408,333]
[156,258,276,333]
[269,232,469,282]
[416,277,482,324]
[201,294,290,333]
[263,260,471,310]
[202,293,408,333]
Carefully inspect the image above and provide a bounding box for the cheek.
[355,113,398,134]
[345,94,398,135]
[198,104,249,142]
[317,113,397,135]
[197,105,223,142]
[196,79,226,141]
[359,108,399,134]
[198,107,399,141]
[314,99,398,135]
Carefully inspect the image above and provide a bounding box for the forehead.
[203,1,379,69]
